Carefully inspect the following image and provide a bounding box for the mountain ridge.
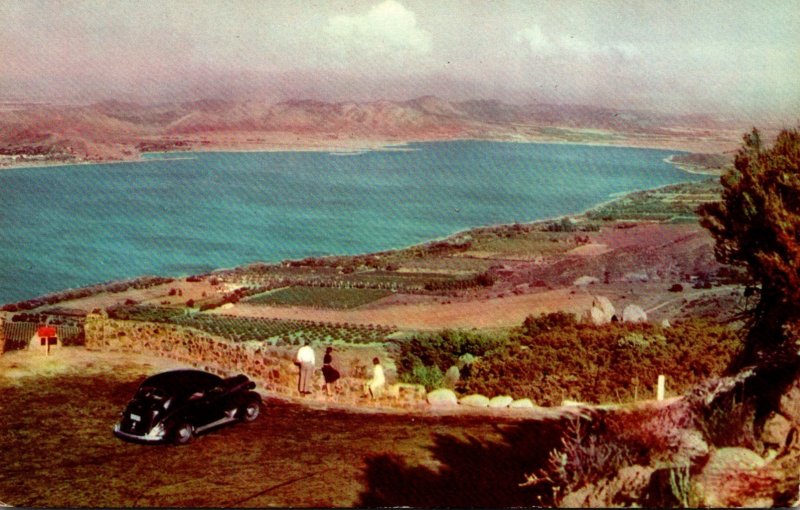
[0,95,745,165]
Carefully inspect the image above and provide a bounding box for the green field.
[106,305,397,346]
[2,322,83,351]
[586,179,722,223]
[246,286,393,309]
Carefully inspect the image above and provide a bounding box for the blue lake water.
[0,141,705,303]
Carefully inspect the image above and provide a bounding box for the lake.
[0,141,705,303]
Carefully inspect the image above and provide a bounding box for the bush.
[405,364,445,391]
[396,330,508,388]
[464,314,742,405]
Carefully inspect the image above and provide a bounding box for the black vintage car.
[113,369,262,445]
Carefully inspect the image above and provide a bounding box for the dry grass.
[0,348,563,507]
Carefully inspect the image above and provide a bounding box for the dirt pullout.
[1,347,569,508]
[0,347,191,382]
[211,288,594,330]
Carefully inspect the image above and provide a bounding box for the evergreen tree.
[698,127,800,366]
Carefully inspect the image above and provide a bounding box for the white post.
[657,374,666,401]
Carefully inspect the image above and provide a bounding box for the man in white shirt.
[365,357,385,399]
[295,342,316,395]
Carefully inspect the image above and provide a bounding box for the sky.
[1,0,798,121]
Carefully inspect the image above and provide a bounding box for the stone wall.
[84,313,299,395]
[0,317,5,354]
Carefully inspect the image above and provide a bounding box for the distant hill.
[0,96,743,164]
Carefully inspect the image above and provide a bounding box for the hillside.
[0,97,745,167]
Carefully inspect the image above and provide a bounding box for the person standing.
[321,346,340,397]
[295,342,316,395]
[365,357,385,399]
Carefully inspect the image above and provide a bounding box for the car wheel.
[240,399,260,422]
[173,422,195,445]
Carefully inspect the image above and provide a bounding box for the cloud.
[515,26,549,52]
[325,0,432,60]
[515,24,640,60]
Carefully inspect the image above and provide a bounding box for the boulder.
[670,429,709,465]
[692,447,773,508]
[573,275,599,286]
[622,304,647,323]
[590,306,609,326]
[460,394,490,407]
[779,375,800,425]
[661,318,671,328]
[760,412,793,447]
[509,398,535,408]
[590,295,615,325]
[488,395,513,408]
[560,465,656,508]
[623,271,649,282]
[426,388,458,408]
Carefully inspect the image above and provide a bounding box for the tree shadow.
[357,416,568,508]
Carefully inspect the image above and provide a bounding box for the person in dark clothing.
[321,346,340,396]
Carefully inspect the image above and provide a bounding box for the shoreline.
[0,173,718,308]
[0,139,719,306]
[0,131,732,173]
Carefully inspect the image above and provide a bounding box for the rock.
[622,304,647,323]
[589,295,615,325]
[509,398,535,408]
[488,395,513,408]
[692,447,774,508]
[779,375,800,425]
[761,412,793,447]
[671,429,709,464]
[573,275,599,286]
[443,365,460,389]
[560,465,656,508]
[460,394,490,407]
[624,271,649,282]
[661,318,671,328]
[426,388,458,407]
[590,306,608,326]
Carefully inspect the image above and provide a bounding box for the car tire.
[173,421,195,445]
[240,399,261,423]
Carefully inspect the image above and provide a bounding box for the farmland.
[104,304,397,346]
[246,286,394,309]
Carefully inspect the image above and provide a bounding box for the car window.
[137,386,168,400]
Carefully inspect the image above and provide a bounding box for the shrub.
[404,364,445,391]
[395,329,507,388]
[465,314,742,404]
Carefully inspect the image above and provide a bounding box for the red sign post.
[37,326,57,356]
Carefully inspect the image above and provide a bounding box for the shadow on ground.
[358,418,566,507]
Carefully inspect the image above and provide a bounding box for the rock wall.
[0,317,5,354]
[84,313,298,394]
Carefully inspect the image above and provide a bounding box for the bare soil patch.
[212,288,594,330]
